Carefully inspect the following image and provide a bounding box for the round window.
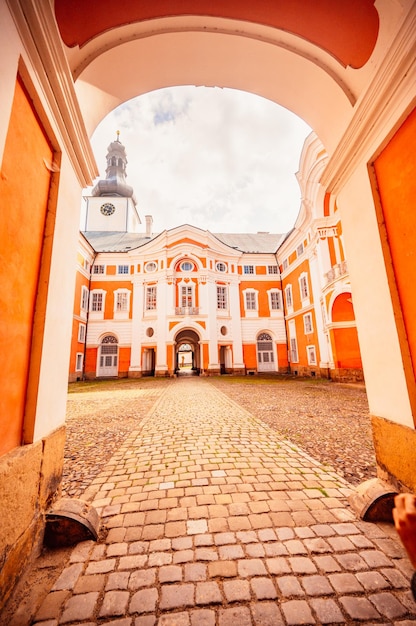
[220,326,228,336]
[180,261,194,271]
[145,261,157,272]
[146,327,154,337]
[216,262,227,272]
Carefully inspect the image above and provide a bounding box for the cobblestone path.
[31,378,416,625]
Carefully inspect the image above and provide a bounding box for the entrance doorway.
[97,335,119,377]
[175,329,201,376]
[257,332,276,372]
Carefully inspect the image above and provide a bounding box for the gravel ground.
[62,375,375,499]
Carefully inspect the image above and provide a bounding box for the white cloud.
[89,86,311,234]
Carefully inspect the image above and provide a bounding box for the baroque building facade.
[1,0,414,610]
[69,133,362,382]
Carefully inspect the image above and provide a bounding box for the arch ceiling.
[54,0,381,153]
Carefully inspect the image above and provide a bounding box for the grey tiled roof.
[82,229,285,254]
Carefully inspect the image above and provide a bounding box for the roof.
[213,232,285,253]
[82,229,285,254]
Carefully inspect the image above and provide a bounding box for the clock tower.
[82,132,141,233]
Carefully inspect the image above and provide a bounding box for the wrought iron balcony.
[175,306,199,315]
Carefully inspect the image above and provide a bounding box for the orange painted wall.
[243,344,257,369]
[281,258,312,309]
[277,343,289,368]
[331,327,362,369]
[118,347,131,373]
[85,347,98,375]
[373,107,416,381]
[328,238,337,266]
[0,78,52,455]
[69,271,89,374]
[90,280,132,318]
[203,344,209,370]
[332,293,355,322]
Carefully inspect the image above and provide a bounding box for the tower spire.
[91,133,136,204]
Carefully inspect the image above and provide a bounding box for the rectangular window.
[91,292,103,311]
[78,323,86,343]
[297,243,304,257]
[118,265,129,274]
[285,286,293,308]
[300,275,309,299]
[146,286,157,310]
[267,265,279,274]
[181,285,193,308]
[81,286,89,311]
[243,265,254,274]
[75,353,83,371]
[303,313,313,334]
[307,345,317,365]
[290,337,298,362]
[116,292,128,311]
[282,259,288,270]
[93,265,105,274]
[217,285,227,309]
[245,292,257,310]
[270,292,281,310]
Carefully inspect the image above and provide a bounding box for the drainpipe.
[82,251,97,381]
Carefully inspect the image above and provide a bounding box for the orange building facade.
[69,134,362,383]
[1,0,415,610]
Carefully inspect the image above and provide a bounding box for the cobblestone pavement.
[30,378,416,624]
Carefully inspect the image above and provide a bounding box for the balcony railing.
[325,261,348,284]
[175,306,199,315]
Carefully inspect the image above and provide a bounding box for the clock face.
[100,202,115,216]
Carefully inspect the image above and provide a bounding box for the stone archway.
[174,329,201,376]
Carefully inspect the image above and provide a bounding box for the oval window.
[180,261,193,271]
[220,326,228,336]
[216,262,227,272]
[146,327,154,337]
[145,261,157,272]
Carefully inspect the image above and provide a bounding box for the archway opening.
[174,329,201,376]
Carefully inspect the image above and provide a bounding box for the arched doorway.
[257,332,276,372]
[175,329,201,376]
[97,335,119,377]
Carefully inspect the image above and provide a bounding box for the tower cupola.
[91,131,137,204]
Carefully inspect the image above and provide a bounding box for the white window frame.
[303,313,313,334]
[282,259,288,271]
[78,323,86,343]
[92,264,105,274]
[267,265,279,275]
[114,288,131,319]
[216,262,227,272]
[216,285,228,310]
[243,289,258,317]
[75,353,83,372]
[243,265,254,275]
[145,261,157,273]
[297,243,304,257]
[90,289,106,319]
[290,337,299,363]
[80,286,89,316]
[145,285,157,311]
[180,283,194,308]
[299,272,310,302]
[307,345,317,365]
[285,285,293,311]
[268,289,282,314]
[118,264,130,275]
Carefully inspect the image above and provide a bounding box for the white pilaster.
[129,277,143,373]
[229,280,245,368]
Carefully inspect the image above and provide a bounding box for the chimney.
[145,215,153,238]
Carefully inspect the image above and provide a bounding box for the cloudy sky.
[89,86,311,234]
